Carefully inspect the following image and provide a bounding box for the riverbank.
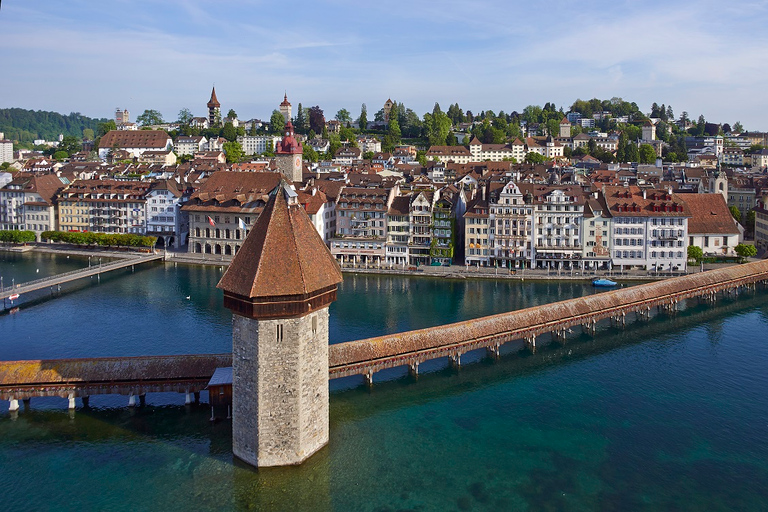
[7,243,748,283]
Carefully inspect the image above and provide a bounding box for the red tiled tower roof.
[217,182,342,319]
[207,87,220,108]
[276,121,302,155]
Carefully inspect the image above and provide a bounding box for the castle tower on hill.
[280,93,292,123]
[275,121,303,184]
[207,86,221,127]
[217,182,343,468]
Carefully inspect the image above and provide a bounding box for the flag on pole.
[207,216,216,227]
[238,218,247,230]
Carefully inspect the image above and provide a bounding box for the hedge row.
[0,230,36,244]
[41,230,156,248]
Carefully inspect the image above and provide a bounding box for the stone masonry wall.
[232,307,329,467]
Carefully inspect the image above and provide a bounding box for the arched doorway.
[195,242,202,253]
[225,245,232,256]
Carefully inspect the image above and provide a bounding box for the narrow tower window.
[276,323,284,342]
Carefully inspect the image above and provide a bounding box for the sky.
[2,0,768,130]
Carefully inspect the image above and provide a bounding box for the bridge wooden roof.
[0,354,231,387]
[329,260,768,368]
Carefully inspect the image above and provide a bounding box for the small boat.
[592,278,617,287]
[8,293,20,301]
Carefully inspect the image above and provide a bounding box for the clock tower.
[276,121,303,184]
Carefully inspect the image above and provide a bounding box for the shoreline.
[2,243,742,283]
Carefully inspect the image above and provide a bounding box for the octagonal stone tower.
[217,182,343,467]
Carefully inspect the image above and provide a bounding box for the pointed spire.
[207,86,220,108]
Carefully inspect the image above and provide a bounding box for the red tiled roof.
[684,193,740,235]
[98,130,171,149]
[217,183,342,299]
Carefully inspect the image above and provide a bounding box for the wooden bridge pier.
[486,343,501,360]
[408,362,419,378]
[524,335,537,354]
[449,352,462,369]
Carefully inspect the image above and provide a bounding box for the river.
[1,251,767,511]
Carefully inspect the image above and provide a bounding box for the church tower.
[207,87,221,127]
[217,182,343,467]
[280,93,292,123]
[275,121,303,184]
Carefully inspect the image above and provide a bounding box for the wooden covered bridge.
[327,259,768,384]
[0,354,231,411]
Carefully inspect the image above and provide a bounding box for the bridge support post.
[139,394,146,407]
[8,398,19,412]
[408,362,419,377]
[525,335,536,354]
[68,393,76,410]
[128,393,136,407]
[82,396,90,408]
[185,390,192,405]
[364,371,374,387]
[22,398,30,410]
[194,391,200,404]
[486,343,500,360]
[449,353,462,369]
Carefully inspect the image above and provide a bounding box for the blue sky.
[2,0,768,129]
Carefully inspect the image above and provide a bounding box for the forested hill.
[0,108,109,143]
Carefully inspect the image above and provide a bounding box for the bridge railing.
[0,253,160,292]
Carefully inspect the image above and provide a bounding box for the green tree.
[328,133,342,159]
[729,205,742,223]
[59,135,81,155]
[53,150,69,161]
[735,243,757,259]
[223,141,245,163]
[746,209,756,231]
[424,108,451,146]
[227,109,237,120]
[270,110,285,134]
[387,105,401,144]
[177,108,193,126]
[335,109,352,124]
[358,103,368,131]
[136,109,164,126]
[222,122,237,142]
[98,120,117,137]
[525,152,547,164]
[733,121,744,133]
[302,144,319,163]
[293,103,306,133]
[687,245,703,262]
[83,128,94,140]
[447,103,464,124]
[638,144,656,164]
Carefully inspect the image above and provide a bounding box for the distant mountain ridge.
[0,108,109,143]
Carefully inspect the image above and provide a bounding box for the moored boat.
[592,278,617,287]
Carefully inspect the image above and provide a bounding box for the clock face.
[295,156,301,167]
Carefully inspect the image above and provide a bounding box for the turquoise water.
[1,252,768,511]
